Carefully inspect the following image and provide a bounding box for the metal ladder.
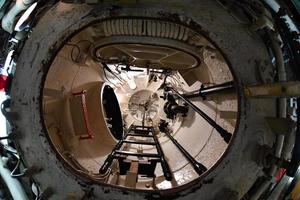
[99,125,172,181]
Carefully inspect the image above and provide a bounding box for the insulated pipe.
[251,28,287,200]
[1,0,34,33]
[268,30,294,162]
[265,30,286,165]
[0,157,29,200]
[268,30,287,117]
[183,81,235,99]
[272,46,296,165]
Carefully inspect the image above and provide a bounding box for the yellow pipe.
[292,180,300,200]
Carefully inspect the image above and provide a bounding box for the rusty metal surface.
[9,1,277,199]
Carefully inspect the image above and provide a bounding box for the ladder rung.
[132,131,153,136]
[131,125,153,129]
[123,140,156,146]
[130,126,154,132]
[114,150,161,158]
[126,133,154,138]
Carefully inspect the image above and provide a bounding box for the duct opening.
[42,18,239,191]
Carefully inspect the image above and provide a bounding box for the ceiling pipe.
[1,0,35,33]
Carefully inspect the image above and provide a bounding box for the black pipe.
[152,132,173,181]
[170,88,232,143]
[183,81,235,99]
[163,130,207,175]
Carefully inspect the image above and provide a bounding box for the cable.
[62,151,112,180]
[94,49,129,65]
[102,63,124,83]
[10,158,25,178]
[0,144,25,178]
[2,145,25,178]
[65,43,81,63]
[66,40,95,63]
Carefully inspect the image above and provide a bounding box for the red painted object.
[0,66,8,92]
[276,168,287,182]
[73,90,94,140]
[0,74,7,92]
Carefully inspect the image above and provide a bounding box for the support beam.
[170,88,232,143]
[183,81,235,99]
[152,131,173,181]
[162,130,207,175]
[245,81,300,98]
[99,139,124,174]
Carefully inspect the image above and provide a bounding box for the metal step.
[114,150,161,158]
[126,133,154,138]
[99,125,173,181]
[123,140,156,146]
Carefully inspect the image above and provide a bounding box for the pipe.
[1,0,34,33]
[251,28,287,200]
[170,87,232,143]
[266,29,286,165]
[162,129,207,175]
[183,81,235,99]
[152,132,173,181]
[268,30,287,115]
[264,0,300,179]
[0,157,29,200]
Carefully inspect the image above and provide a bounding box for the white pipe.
[268,30,287,117]
[15,2,37,32]
[1,0,34,33]
[251,28,288,200]
[0,157,29,200]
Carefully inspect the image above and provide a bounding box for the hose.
[0,157,29,200]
